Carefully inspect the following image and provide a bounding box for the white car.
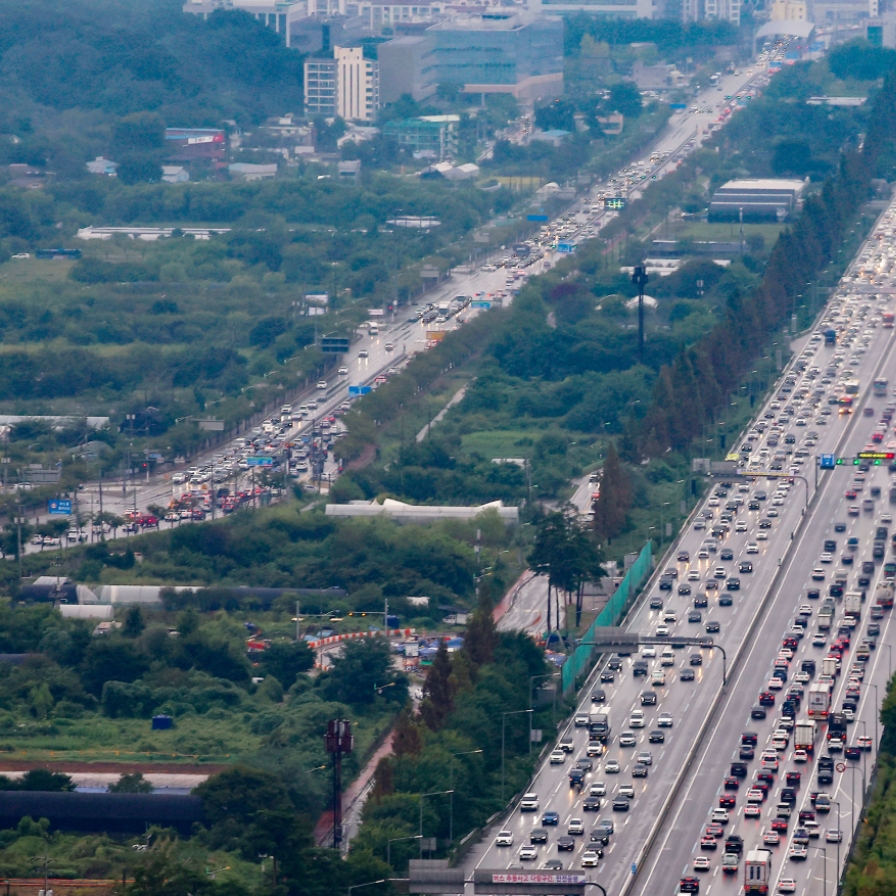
[495,830,513,846]
[590,782,606,796]
[641,646,657,657]
[630,710,645,728]
[778,879,797,893]
[658,712,673,727]
[518,845,538,861]
[337,366,348,375]
[316,380,328,390]
[550,750,566,764]
[746,543,759,553]
[582,850,601,867]
[567,818,584,835]
[605,760,621,774]
[793,749,809,763]
[711,808,729,823]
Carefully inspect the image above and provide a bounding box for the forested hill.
[0,0,305,173]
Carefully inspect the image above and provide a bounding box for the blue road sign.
[471,301,491,309]
[48,499,72,515]
[348,385,373,396]
[557,243,577,254]
[246,456,274,467]
[820,454,836,470]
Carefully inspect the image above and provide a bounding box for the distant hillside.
[0,0,305,174]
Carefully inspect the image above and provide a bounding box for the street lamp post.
[449,750,483,843]
[419,790,453,857]
[530,672,560,728]
[387,835,421,868]
[871,683,880,751]
[813,845,827,896]
[502,709,534,803]
[348,880,387,896]
[831,800,841,891]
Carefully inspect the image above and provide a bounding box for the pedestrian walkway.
[416,386,467,442]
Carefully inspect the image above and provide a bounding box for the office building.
[708,178,806,223]
[529,0,656,20]
[305,58,338,116]
[703,0,741,26]
[379,35,438,103]
[183,0,305,46]
[382,115,459,159]
[304,47,379,121]
[389,10,564,101]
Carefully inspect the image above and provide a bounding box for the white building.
[336,46,380,122]
[183,0,306,47]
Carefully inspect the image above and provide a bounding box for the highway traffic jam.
[472,198,896,896]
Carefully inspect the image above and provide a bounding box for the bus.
[875,378,889,397]
[883,310,894,328]
[843,379,860,395]
[744,850,772,894]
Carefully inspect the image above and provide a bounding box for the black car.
[530,828,548,843]
[557,836,576,851]
[721,548,735,561]
[739,745,755,760]
[583,797,602,811]
[739,561,753,573]
[694,594,708,608]
[705,621,720,633]
[724,835,744,855]
[868,622,881,636]
[730,762,748,778]
[650,597,664,609]
[751,705,767,719]
[678,583,692,596]
[719,593,733,607]
[689,653,703,666]
[543,859,564,870]
[806,588,820,600]
[834,522,847,532]
[600,670,615,683]
[576,758,594,771]
[633,661,649,677]
[758,692,776,706]
[680,668,696,681]
[606,655,623,671]
[591,688,607,703]
[726,578,741,591]
[659,578,673,591]
[590,830,610,846]
[641,689,657,705]
[612,797,631,812]
[649,730,665,743]
[688,610,703,623]
[749,500,761,510]
[759,519,772,529]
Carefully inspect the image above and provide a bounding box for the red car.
[845,490,857,499]
[758,692,776,706]
[719,795,736,808]
[705,823,724,838]
[700,836,718,850]
[771,818,789,832]
[724,777,741,790]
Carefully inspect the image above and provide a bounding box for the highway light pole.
[871,684,880,751]
[502,709,534,803]
[813,845,827,896]
[530,672,561,728]
[449,750,482,843]
[387,834,421,869]
[419,790,453,857]
[831,800,841,891]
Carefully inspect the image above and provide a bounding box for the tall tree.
[392,703,423,757]
[464,581,498,668]
[420,641,453,731]
[592,444,631,543]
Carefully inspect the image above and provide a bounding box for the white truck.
[875,580,895,610]
[822,657,839,680]
[844,591,862,620]
[807,682,831,719]
[794,719,816,753]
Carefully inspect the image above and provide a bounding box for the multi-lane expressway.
[465,197,896,896]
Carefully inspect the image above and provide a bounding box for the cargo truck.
[817,601,835,630]
[794,719,816,753]
[827,712,848,751]
[744,850,772,894]
[824,328,837,346]
[844,591,862,620]
[875,580,895,609]
[822,657,839,680]
[589,709,610,743]
[807,682,831,719]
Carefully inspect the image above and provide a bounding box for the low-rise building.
[382,115,459,159]
[162,166,190,184]
[228,162,278,180]
[708,178,806,223]
[86,156,118,176]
